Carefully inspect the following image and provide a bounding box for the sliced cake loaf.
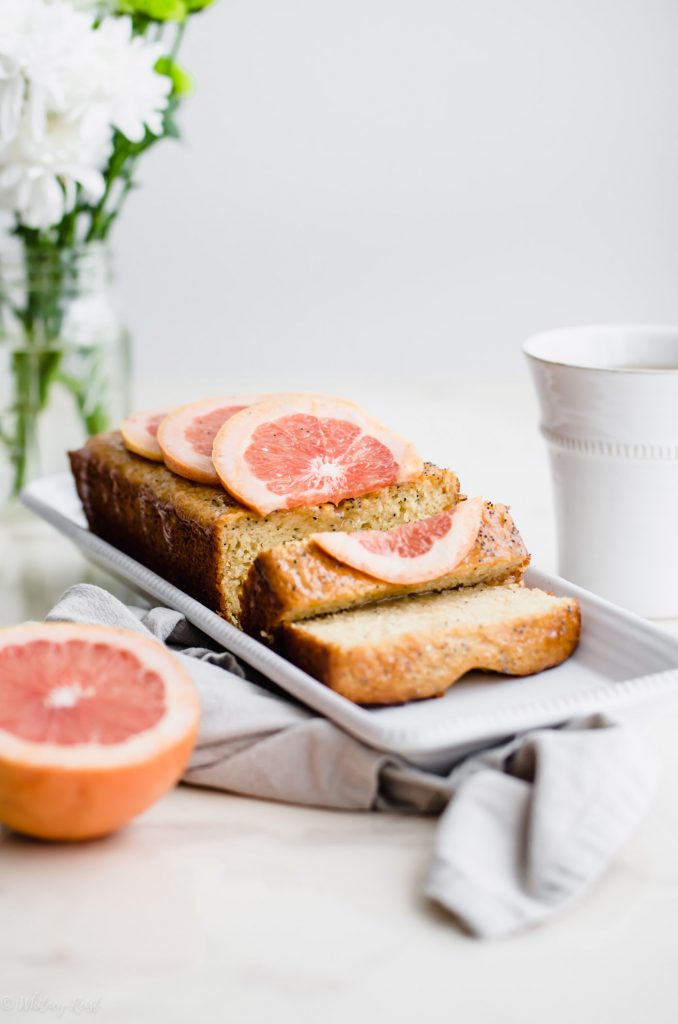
[241,501,529,638]
[281,583,581,704]
[69,432,460,625]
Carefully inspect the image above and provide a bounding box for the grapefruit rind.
[311,497,485,584]
[120,408,170,462]
[0,622,200,841]
[212,393,424,516]
[157,394,270,485]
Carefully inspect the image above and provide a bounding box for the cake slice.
[69,432,460,625]
[281,583,580,704]
[241,501,529,638]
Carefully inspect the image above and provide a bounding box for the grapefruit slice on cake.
[0,622,200,841]
[311,498,484,583]
[157,394,270,485]
[212,393,424,515]
[120,408,170,462]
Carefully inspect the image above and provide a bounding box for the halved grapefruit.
[0,622,200,841]
[212,393,424,515]
[157,394,270,485]
[120,408,170,462]
[310,497,484,583]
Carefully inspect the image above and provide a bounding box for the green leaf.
[155,56,193,96]
[118,0,188,21]
[186,0,216,10]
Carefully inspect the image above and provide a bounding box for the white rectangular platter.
[22,473,678,767]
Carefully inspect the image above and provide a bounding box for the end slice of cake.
[281,583,581,704]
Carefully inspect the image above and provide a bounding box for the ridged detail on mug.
[540,426,678,460]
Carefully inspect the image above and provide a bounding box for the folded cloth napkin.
[47,583,658,939]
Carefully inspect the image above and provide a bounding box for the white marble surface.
[2,377,678,1024]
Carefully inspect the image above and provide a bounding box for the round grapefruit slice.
[310,497,484,583]
[0,622,200,842]
[212,393,424,515]
[121,408,170,461]
[157,394,270,485]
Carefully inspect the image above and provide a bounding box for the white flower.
[91,17,170,143]
[0,0,171,230]
[0,54,25,141]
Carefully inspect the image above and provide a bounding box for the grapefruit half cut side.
[311,497,484,583]
[157,394,270,485]
[120,408,171,462]
[212,393,424,515]
[0,622,200,841]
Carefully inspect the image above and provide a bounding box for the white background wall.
[117,0,678,393]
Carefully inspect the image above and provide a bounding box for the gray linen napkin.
[47,583,657,939]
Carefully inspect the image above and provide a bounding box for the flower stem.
[170,19,186,60]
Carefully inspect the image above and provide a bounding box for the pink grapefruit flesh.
[157,394,270,485]
[311,497,484,583]
[0,622,200,841]
[212,393,424,515]
[120,408,170,462]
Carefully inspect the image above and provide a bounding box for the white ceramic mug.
[524,324,678,618]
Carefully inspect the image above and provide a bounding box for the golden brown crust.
[281,596,581,705]
[69,434,227,613]
[70,432,460,624]
[241,502,530,638]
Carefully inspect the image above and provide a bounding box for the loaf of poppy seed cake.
[69,432,461,625]
[241,501,530,639]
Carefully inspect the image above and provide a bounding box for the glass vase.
[0,241,130,507]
